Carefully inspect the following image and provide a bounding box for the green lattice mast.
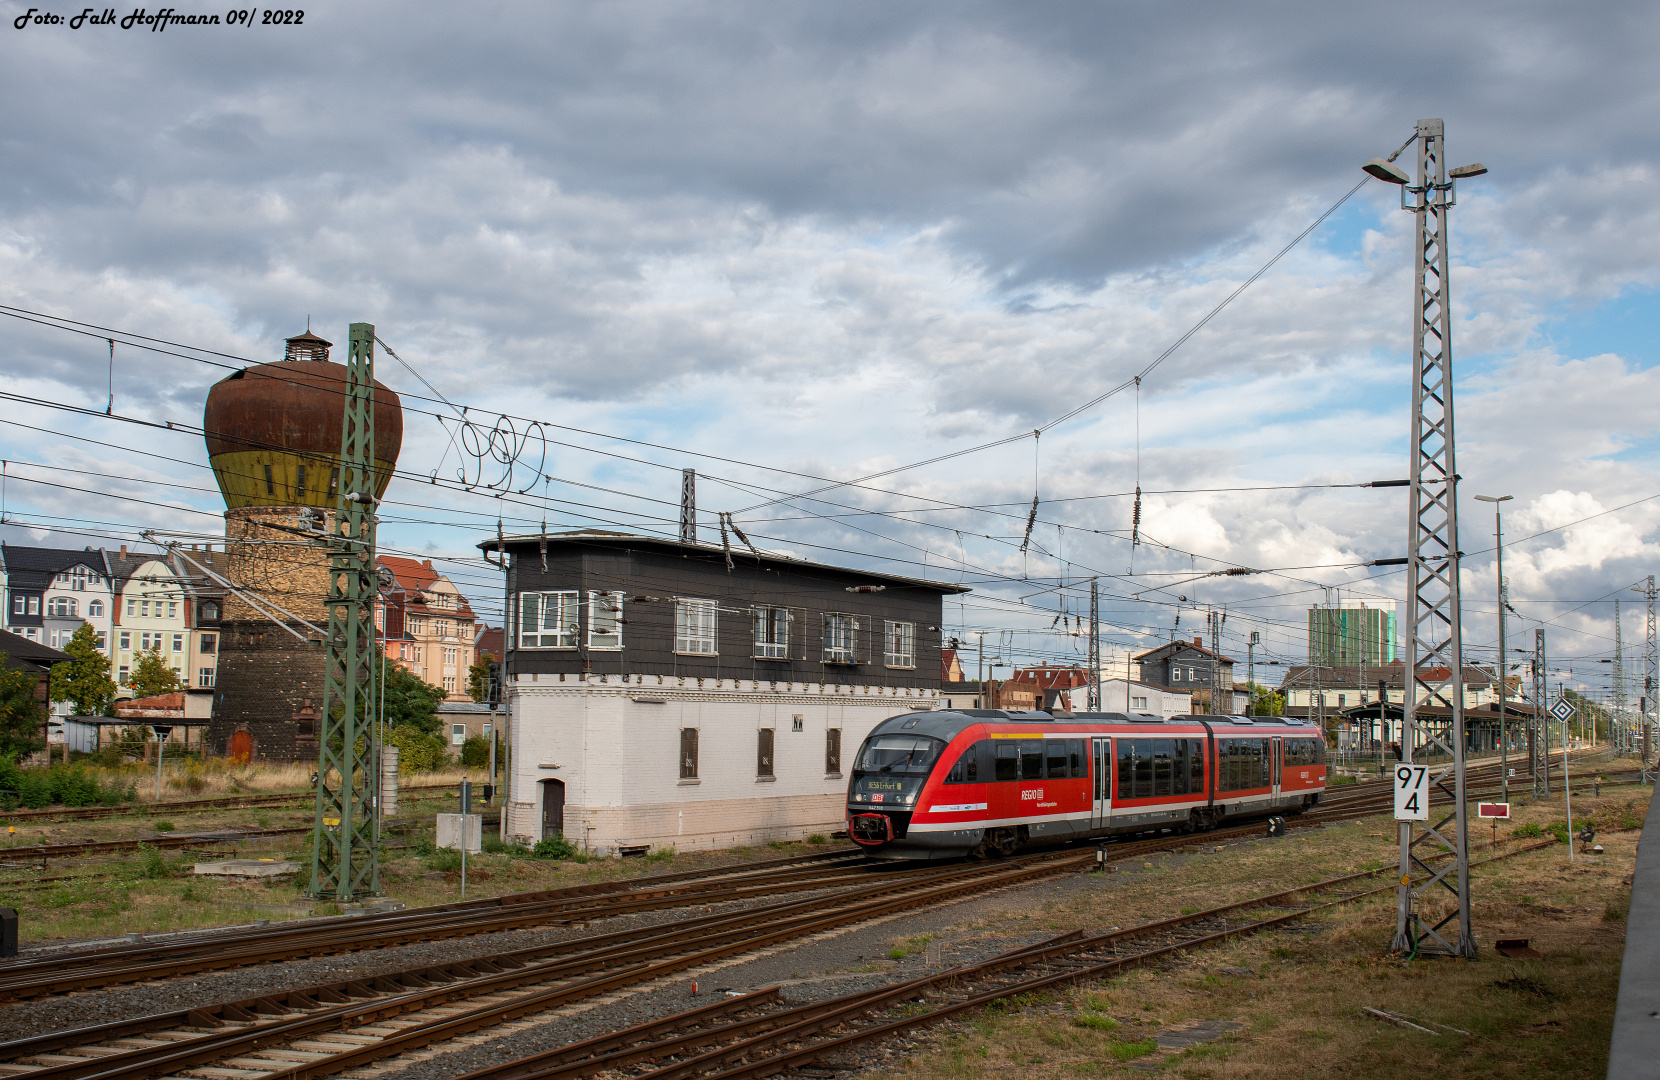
[307,322,382,901]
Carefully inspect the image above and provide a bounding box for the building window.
[757,728,774,778]
[1171,668,1181,682]
[119,631,131,651]
[413,646,423,663]
[10,595,21,615]
[27,596,39,615]
[826,728,842,776]
[451,723,466,746]
[587,591,623,650]
[201,601,219,621]
[822,613,858,664]
[674,599,718,656]
[198,668,214,688]
[680,728,699,779]
[168,602,177,619]
[23,628,38,641]
[1338,694,1346,707]
[518,591,578,649]
[1132,695,1148,710]
[47,597,77,617]
[792,714,804,732]
[443,647,457,666]
[200,633,217,655]
[96,632,107,651]
[443,676,457,692]
[88,599,104,618]
[173,634,185,653]
[118,665,130,686]
[125,598,135,617]
[752,606,790,659]
[884,621,915,669]
[141,600,151,618]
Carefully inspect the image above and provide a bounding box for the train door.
[1270,738,1283,798]
[1091,737,1112,830]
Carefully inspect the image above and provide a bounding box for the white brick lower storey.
[502,674,939,854]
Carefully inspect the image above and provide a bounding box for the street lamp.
[1475,495,1513,798]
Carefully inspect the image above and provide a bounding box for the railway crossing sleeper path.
[0,839,1558,1080]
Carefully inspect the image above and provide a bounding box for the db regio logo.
[1020,788,1043,801]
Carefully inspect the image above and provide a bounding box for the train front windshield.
[849,734,946,806]
[855,735,945,776]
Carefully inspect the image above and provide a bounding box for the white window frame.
[451,723,466,746]
[119,631,131,651]
[674,598,718,656]
[1132,695,1148,710]
[884,620,916,669]
[172,633,184,653]
[88,599,104,618]
[822,613,858,664]
[518,590,579,649]
[27,596,38,615]
[198,668,214,688]
[587,591,624,651]
[752,605,790,659]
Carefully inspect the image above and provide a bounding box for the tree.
[50,623,117,716]
[373,651,447,734]
[0,668,47,761]
[128,647,183,699]
[467,650,494,704]
[1245,682,1284,716]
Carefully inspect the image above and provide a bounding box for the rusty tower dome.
[203,329,403,509]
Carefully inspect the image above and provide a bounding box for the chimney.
[121,545,128,557]
[1193,637,1202,648]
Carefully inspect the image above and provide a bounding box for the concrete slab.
[192,859,300,879]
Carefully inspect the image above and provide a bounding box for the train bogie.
[847,709,1327,860]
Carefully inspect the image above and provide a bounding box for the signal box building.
[486,530,968,853]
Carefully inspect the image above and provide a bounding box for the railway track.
[0,837,1558,1080]
[0,784,464,825]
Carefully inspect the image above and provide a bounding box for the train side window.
[1189,739,1205,793]
[1151,739,1173,797]
[1045,741,1070,778]
[1172,740,1189,796]
[1218,739,1237,792]
[1255,739,1270,787]
[1133,738,1154,799]
[1021,742,1044,781]
[995,743,1019,782]
[1117,740,1133,799]
[946,743,980,783]
[1312,739,1327,765]
[1068,739,1085,779]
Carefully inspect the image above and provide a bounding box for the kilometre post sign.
[1394,764,1429,821]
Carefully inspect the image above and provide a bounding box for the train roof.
[869,709,1321,744]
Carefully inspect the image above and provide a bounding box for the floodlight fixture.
[1362,157,1411,185]
[1449,163,1489,179]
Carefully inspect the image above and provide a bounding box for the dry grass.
[859,790,1645,1080]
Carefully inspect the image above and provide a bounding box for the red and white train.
[846,708,1326,860]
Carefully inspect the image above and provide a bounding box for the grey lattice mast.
[1365,119,1487,958]
[1638,576,1658,774]
[1532,629,1549,796]
[1087,578,1101,711]
[680,468,697,543]
[307,322,383,902]
[1209,609,1228,715]
[1613,599,1627,754]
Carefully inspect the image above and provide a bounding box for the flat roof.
[480,530,971,594]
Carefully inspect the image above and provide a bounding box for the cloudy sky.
[3,2,1658,699]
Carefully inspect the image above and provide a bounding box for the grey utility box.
[436,812,483,853]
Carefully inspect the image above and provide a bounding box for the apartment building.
[378,555,477,700]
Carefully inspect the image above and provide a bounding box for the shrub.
[152,820,176,832]
[482,836,529,857]
[1511,822,1544,839]
[426,848,463,873]
[1075,1014,1119,1033]
[460,736,490,768]
[531,835,577,860]
[387,725,449,774]
[805,833,828,845]
[138,843,170,879]
[19,772,50,809]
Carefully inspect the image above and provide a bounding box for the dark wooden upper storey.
[484,531,969,688]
